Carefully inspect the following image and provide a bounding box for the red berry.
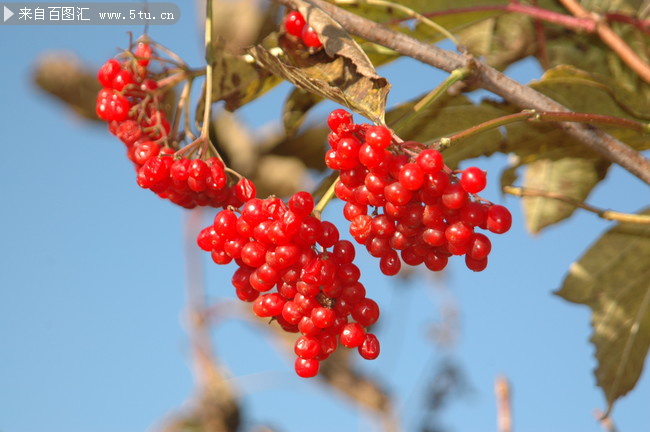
[487,205,512,234]
[352,298,380,327]
[460,166,487,194]
[358,333,380,360]
[398,163,425,191]
[302,26,322,48]
[294,335,321,359]
[327,109,353,133]
[416,149,444,173]
[295,357,320,378]
[134,42,152,67]
[365,126,392,150]
[284,11,306,37]
[340,322,365,348]
[311,307,336,328]
[97,59,121,87]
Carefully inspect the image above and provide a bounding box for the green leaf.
[197,37,283,117]
[282,88,323,136]
[555,208,650,413]
[530,66,650,121]
[521,157,609,234]
[385,95,510,168]
[457,12,536,70]
[262,126,329,171]
[502,66,650,164]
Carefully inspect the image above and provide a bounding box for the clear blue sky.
[1,1,648,432]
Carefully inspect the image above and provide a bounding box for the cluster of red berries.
[97,43,254,209]
[198,192,381,378]
[324,109,512,275]
[284,10,322,49]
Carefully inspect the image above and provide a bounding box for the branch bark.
[275,0,650,186]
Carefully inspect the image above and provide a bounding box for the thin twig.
[435,109,648,150]
[495,375,512,432]
[184,209,240,431]
[558,0,650,83]
[274,0,650,186]
[503,186,650,224]
[594,409,618,432]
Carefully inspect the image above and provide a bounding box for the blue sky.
[1,1,649,432]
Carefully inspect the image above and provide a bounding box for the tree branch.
[274,0,650,186]
[558,0,650,83]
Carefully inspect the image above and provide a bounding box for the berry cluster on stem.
[198,191,381,378]
[325,109,512,274]
[96,40,254,209]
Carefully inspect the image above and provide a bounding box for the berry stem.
[503,185,650,224]
[201,0,215,141]
[390,67,472,135]
[313,175,340,218]
[432,110,648,151]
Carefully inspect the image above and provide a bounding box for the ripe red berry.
[284,11,306,37]
[327,109,353,133]
[358,333,380,360]
[295,357,320,378]
[134,42,152,67]
[487,205,512,234]
[340,322,365,348]
[460,166,487,194]
[311,307,336,328]
[398,163,425,191]
[302,26,322,48]
[416,149,443,173]
[365,126,392,150]
[97,59,121,87]
[351,298,380,327]
[294,335,321,359]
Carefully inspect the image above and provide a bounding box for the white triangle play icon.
[4,6,14,22]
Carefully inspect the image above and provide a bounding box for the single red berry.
[333,240,356,264]
[441,182,468,210]
[111,69,134,91]
[288,191,314,218]
[398,163,425,191]
[97,59,121,87]
[467,233,492,260]
[284,11,306,37]
[445,221,473,246]
[487,205,512,234]
[416,149,444,173]
[465,255,488,272]
[358,333,380,360]
[134,42,152,67]
[327,109,353,133]
[294,335,321,359]
[301,26,322,48]
[365,126,392,150]
[352,298,380,327]
[311,307,336,328]
[460,166,487,194]
[379,250,401,276]
[340,322,365,348]
[295,357,320,378]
